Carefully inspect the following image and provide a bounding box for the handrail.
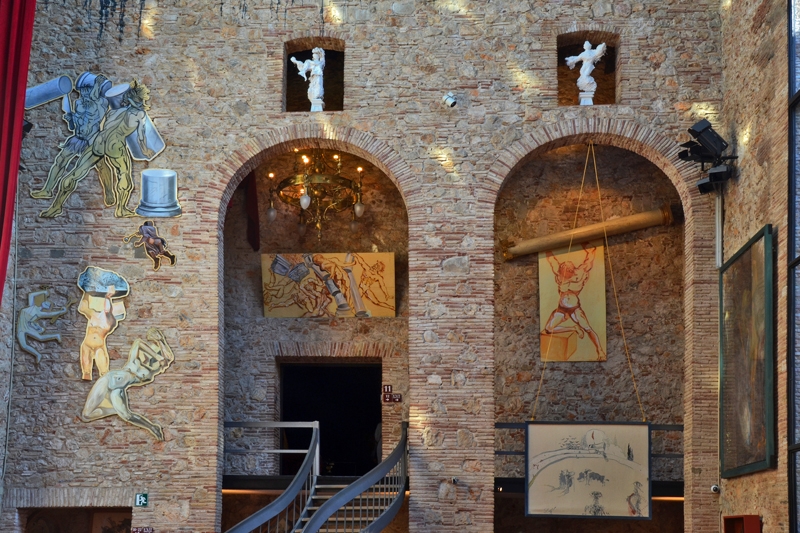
[225,422,320,533]
[303,422,408,533]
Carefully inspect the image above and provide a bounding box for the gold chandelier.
[266,148,365,239]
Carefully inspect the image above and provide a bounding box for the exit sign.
[135,493,149,507]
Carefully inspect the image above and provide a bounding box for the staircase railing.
[225,421,320,533]
[303,422,408,533]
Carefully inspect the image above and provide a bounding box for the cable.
[589,142,647,422]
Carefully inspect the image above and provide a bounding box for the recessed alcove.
[221,146,409,527]
[557,31,620,106]
[493,144,684,532]
[285,37,345,112]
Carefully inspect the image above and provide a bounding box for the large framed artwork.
[262,253,395,318]
[538,242,606,362]
[526,422,651,519]
[719,224,775,478]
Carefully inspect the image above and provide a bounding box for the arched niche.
[493,143,685,531]
[220,142,409,525]
[284,37,346,112]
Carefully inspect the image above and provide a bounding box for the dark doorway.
[281,363,381,477]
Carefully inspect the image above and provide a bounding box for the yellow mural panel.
[262,253,395,318]
[538,242,606,362]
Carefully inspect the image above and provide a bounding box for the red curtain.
[0,0,37,306]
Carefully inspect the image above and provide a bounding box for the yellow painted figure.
[80,327,174,440]
[77,267,129,380]
[40,80,155,218]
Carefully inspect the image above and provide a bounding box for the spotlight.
[442,92,457,108]
[677,119,737,194]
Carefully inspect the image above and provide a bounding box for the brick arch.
[284,31,350,54]
[485,116,719,532]
[213,124,418,226]
[485,117,700,212]
[551,22,631,41]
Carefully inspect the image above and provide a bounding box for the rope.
[531,142,647,423]
[531,144,591,421]
[589,142,647,422]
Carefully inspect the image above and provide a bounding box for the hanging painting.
[719,224,775,478]
[538,242,606,361]
[261,253,395,318]
[526,422,651,518]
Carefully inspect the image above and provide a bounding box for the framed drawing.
[719,224,775,478]
[526,422,651,519]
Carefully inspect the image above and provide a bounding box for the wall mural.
[539,242,606,362]
[77,267,129,381]
[526,422,650,518]
[30,72,167,219]
[123,220,177,271]
[262,253,395,318]
[80,327,175,441]
[17,289,68,363]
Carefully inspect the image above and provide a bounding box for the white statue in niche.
[565,41,607,106]
[290,47,326,112]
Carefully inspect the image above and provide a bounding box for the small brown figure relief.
[80,327,174,440]
[77,267,129,381]
[123,220,176,271]
[17,289,67,363]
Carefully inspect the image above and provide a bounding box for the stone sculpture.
[123,220,177,271]
[77,267,129,380]
[565,41,607,105]
[17,289,67,363]
[290,47,326,112]
[80,327,174,441]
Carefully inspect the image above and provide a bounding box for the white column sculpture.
[565,41,607,106]
[290,47,326,112]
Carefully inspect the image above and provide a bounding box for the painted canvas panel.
[719,225,775,478]
[262,253,395,318]
[538,242,606,361]
[526,422,651,519]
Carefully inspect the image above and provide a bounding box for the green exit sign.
[135,493,149,507]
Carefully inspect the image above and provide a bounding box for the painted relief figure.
[262,253,395,318]
[539,242,606,362]
[31,72,109,201]
[80,327,174,440]
[39,80,157,218]
[17,289,67,363]
[77,267,129,380]
[123,221,176,271]
[526,423,650,518]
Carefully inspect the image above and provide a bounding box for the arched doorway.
[217,136,410,529]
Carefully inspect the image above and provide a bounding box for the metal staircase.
[225,422,408,533]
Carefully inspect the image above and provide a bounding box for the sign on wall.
[526,422,650,519]
[538,243,606,362]
[262,253,395,318]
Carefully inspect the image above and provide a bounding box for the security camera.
[711,484,720,494]
[442,92,457,108]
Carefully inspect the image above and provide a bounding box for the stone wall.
[718,0,790,531]
[0,0,730,531]
[494,144,684,482]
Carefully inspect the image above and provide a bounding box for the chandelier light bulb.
[268,172,274,178]
[300,193,311,210]
[350,219,359,232]
[267,206,278,222]
[354,202,365,218]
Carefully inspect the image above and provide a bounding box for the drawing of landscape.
[526,423,650,518]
